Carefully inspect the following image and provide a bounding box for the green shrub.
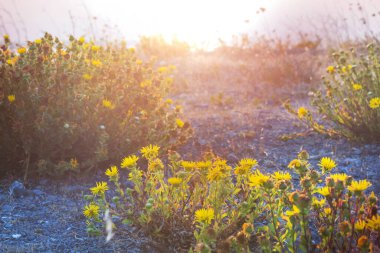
[286,43,380,142]
[84,146,379,252]
[0,33,192,177]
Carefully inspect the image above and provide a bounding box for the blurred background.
[1,0,380,48]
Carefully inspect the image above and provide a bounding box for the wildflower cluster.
[286,43,380,142]
[0,34,192,176]
[83,146,379,252]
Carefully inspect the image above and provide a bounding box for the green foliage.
[84,146,379,252]
[0,33,192,176]
[286,43,380,142]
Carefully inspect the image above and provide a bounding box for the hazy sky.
[1,0,380,47]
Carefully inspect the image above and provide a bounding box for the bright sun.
[85,0,273,48]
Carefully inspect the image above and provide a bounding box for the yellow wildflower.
[196,161,212,170]
[330,173,348,182]
[60,50,67,56]
[297,107,308,118]
[91,45,100,51]
[352,83,362,90]
[288,159,302,169]
[91,60,102,67]
[82,73,92,80]
[165,98,173,104]
[324,207,332,215]
[248,170,270,187]
[168,177,182,186]
[136,59,143,65]
[148,158,164,171]
[181,161,197,170]
[369,97,380,109]
[3,34,10,43]
[176,118,184,128]
[7,95,15,103]
[326,65,335,74]
[318,157,336,172]
[242,223,254,237]
[78,37,85,44]
[285,205,300,217]
[158,66,168,73]
[234,165,250,175]
[70,158,78,169]
[17,47,26,54]
[316,186,330,197]
[194,208,214,225]
[366,215,380,232]
[35,39,42,44]
[354,220,366,232]
[141,144,160,160]
[348,180,372,194]
[120,155,139,169]
[312,197,326,208]
[90,182,108,195]
[207,166,227,182]
[102,99,114,109]
[272,171,292,181]
[105,166,119,179]
[239,158,257,168]
[6,56,18,66]
[83,203,99,218]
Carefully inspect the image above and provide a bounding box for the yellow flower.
[369,97,380,109]
[366,215,380,231]
[312,197,326,208]
[316,186,330,197]
[91,60,102,67]
[352,83,362,90]
[348,180,372,194]
[7,95,15,103]
[324,207,332,215]
[102,99,114,109]
[297,107,308,118]
[176,118,184,128]
[90,182,108,195]
[91,45,100,51]
[105,166,119,178]
[272,171,292,181]
[60,50,67,56]
[17,47,26,54]
[82,73,92,80]
[234,165,250,175]
[181,161,197,170]
[288,159,302,169]
[330,173,348,182]
[207,166,227,182]
[141,145,160,160]
[78,37,85,44]
[120,155,139,169]
[285,205,300,217]
[354,220,366,232]
[148,158,164,171]
[168,177,182,186]
[239,158,257,168]
[196,161,212,170]
[3,34,10,42]
[158,66,168,73]
[136,59,143,65]
[165,98,173,104]
[6,56,18,66]
[242,223,254,237]
[194,208,214,225]
[35,39,42,44]
[83,203,99,218]
[248,170,270,187]
[326,65,335,74]
[70,158,78,169]
[318,157,336,172]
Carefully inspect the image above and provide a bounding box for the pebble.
[12,234,22,239]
